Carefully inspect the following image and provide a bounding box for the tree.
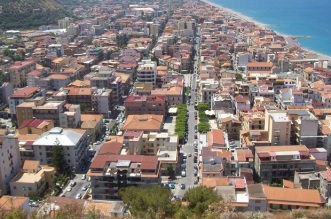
[54,203,83,219]
[236,73,243,81]
[119,186,176,219]
[165,165,175,177]
[51,139,69,176]
[184,186,221,217]
[3,208,27,219]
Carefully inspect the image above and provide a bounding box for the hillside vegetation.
[0,0,71,29]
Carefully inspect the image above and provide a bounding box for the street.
[173,28,201,197]
[59,174,90,199]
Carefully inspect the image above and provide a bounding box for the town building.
[32,127,89,170]
[10,160,55,197]
[124,95,166,116]
[254,145,315,184]
[0,136,22,195]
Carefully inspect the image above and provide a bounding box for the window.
[28,187,32,191]
[39,152,42,156]
[13,186,16,190]
[255,200,261,203]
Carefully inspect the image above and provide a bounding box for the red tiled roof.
[11,87,40,98]
[98,142,122,155]
[19,119,43,129]
[123,131,143,137]
[321,169,331,182]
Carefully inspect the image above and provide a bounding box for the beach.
[201,0,331,61]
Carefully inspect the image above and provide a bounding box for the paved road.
[173,28,201,197]
[60,174,90,199]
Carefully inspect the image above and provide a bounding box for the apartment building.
[136,60,157,87]
[200,78,220,103]
[151,78,184,106]
[91,88,113,115]
[0,136,22,195]
[254,145,315,184]
[124,95,166,116]
[241,111,265,131]
[265,110,291,145]
[16,97,67,127]
[247,62,273,74]
[10,160,55,197]
[80,114,103,143]
[59,104,81,128]
[32,127,89,170]
[288,110,319,147]
[320,169,331,200]
[0,82,13,106]
[8,87,45,117]
[8,60,37,87]
[64,87,92,111]
[88,154,160,200]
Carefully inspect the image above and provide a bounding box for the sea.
[207,0,331,57]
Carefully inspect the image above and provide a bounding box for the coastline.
[200,0,331,61]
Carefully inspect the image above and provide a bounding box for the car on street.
[75,193,82,199]
[81,174,86,180]
[66,187,72,192]
[181,171,186,177]
[180,184,186,189]
[29,201,39,207]
[188,153,192,157]
[70,181,76,187]
[82,185,88,191]
[194,134,198,139]
[169,182,175,189]
[194,169,198,176]
[183,158,186,163]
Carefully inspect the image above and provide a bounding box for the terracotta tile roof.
[247,62,273,68]
[283,179,294,188]
[48,74,69,80]
[0,196,28,213]
[81,114,103,122]
[263,185,325,207]
[235,95,249,103]
[10,87,40,98]
[68,80,91,87]
[19,119,52,129]
[122,114,163,131]
[202,177,229,187]
[320,169,331,182]
[65,87,91,96]
[98,142,122,155]
[210,129,225,145]
[255,145,308,153]
[123,131,143,137]
[22,160,40,170]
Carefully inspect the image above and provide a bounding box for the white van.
[181,171,186,177]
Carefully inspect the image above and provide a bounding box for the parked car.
[181,171,186,177]
[180,184,186,190]
[75,193,82,199]
[81,174,86,180]
[66,187,72,192]
[70,182,76,187]
[82,185,88,191]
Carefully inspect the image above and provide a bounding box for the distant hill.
[0,0,71,29]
